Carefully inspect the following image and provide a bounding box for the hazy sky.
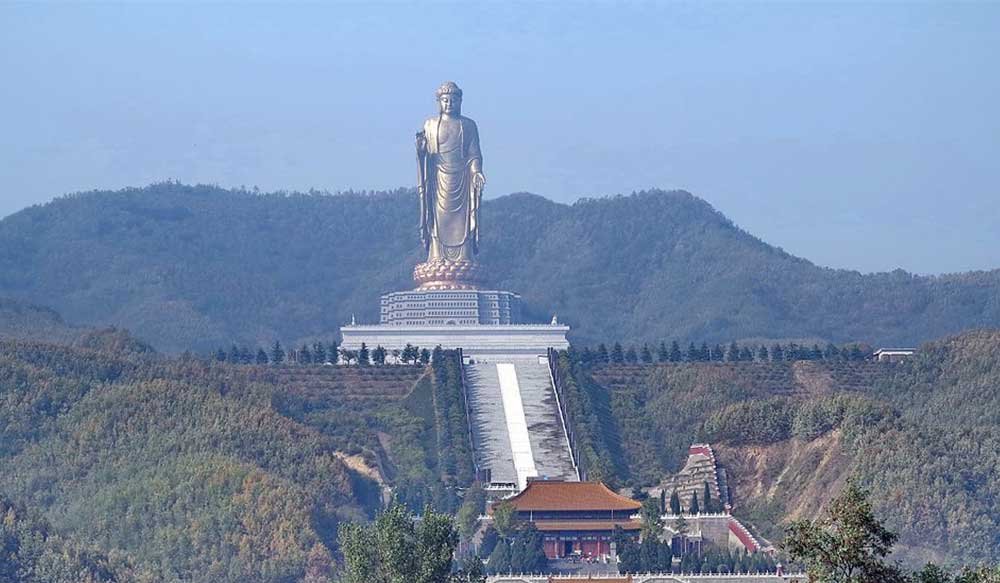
[2,2,998,274]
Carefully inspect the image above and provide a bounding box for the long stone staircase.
[464,356,578,491]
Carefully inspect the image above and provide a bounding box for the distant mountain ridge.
[0,182,997,352]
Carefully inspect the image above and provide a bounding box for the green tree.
[596,343,609,363]
[420,348,431,366]
[271,340,285,365]
[358,343,370,366]
[640,343,653,363]
[255,348,268,364]
[690,492,699,515]
[657,341,669,362]
[784,481,906,583]
[611,342,625,363]
[372,345,387,365]
[727,340,740,362]
[456,485,485,542]
[670,340,683,362]
[491,500,516,540]
[312,342,327,364]
[402,343,418,365]
[640,497,664,540]
[757,344,769,361]
[703,481,713,513]
[625,345,638,363]
[686,342,699,362]
[338,500,459,583]
[508,523,547,573]
[300,344,313,364]
[669,490,681,515]
[486,540,511,574]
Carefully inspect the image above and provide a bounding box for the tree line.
[570,339,876,366]
[212,341,433,366]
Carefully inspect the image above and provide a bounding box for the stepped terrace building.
[491,480,642,560]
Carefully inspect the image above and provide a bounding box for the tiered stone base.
[413,259,485,290]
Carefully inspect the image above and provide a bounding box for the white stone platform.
[339,323,569,357]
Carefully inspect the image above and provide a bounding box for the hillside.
[0,337,469,582]
[555,329,1000,566]
[1,183,998,352]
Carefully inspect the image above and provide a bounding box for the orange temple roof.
[497,480,642,512]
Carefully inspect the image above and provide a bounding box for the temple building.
[490,480,642,560]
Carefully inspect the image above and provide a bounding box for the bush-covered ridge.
[557,329,1000,566]
[1,182,997,351]
[0,338,472,582]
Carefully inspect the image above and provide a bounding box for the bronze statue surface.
[414,81,486,290]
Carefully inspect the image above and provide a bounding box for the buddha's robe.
[420,114,483,263]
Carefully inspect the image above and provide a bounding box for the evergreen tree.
[215,347,227,362]
[229,344,240,364]
[739,346,754,361]
[358,343,370,366]
[657,341,669,363]
[432,345,444,365]
[771,343,784,361]
[313,342,327,364]
[596,343,610,363]
[419,348,431,365]
[670,490,681,515]
[486,540,511,574]
[660,489,667,513]
[670,340,683,362]
[372,345,387,366]
[727,341,740,362]
[757,345,769,361]
[328,342,339,364]
[255,348,268,364]
[401,343,418,364]
[508,524,547,573]
[699,342,711,362]
[271,341,285,365]
[690,492,700,515]
[625,345,638,363]
[640,343,653,363]
[300,344,313,364]
[712,344,725,361]
[703,482,713,513]
[640,498,664,540]
[580,346,594,365]
[611,342,625,363]
[686,342,699,362]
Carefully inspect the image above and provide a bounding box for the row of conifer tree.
[212,341,433,366]
[572,340,873,365]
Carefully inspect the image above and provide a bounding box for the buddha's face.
[438,94,461,116]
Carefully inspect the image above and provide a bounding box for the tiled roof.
[532,519,641,532]
[499,480,642,512]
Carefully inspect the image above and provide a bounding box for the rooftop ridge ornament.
[414,81,486,290]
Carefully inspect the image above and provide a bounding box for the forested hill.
[1,182,997,352]
[555,329,1000,565]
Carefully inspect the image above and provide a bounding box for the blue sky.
[1,2,998,274]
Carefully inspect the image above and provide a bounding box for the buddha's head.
[436,81,462,116]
